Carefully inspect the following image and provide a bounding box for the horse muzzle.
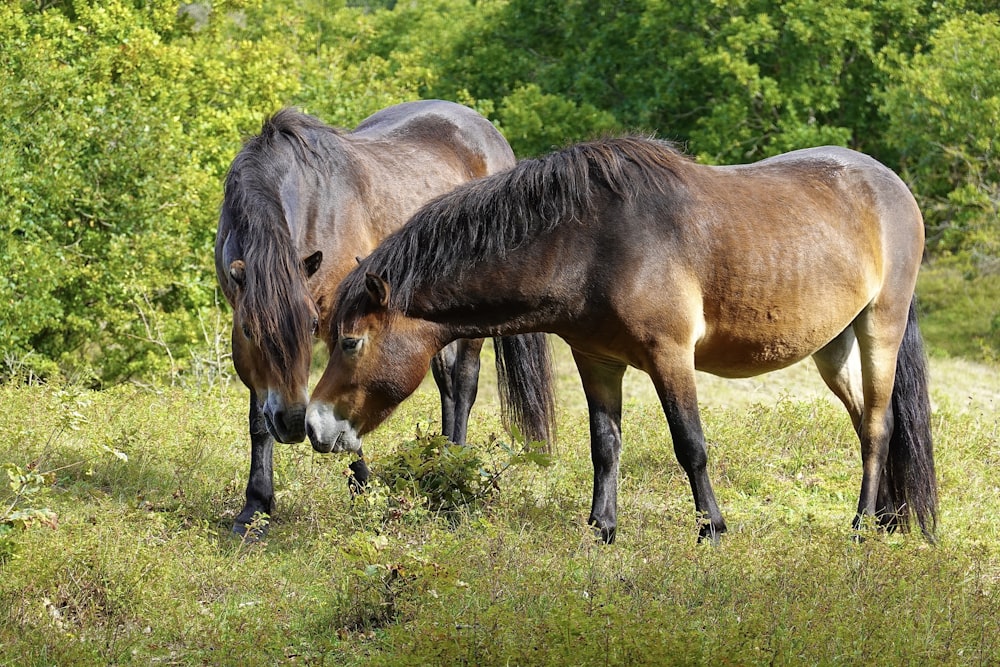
[263,393,308,444]
[305,402,363,454]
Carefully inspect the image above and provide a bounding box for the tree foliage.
[879,13,1000,264]
[1,0,298,381]
[1,0,997,382]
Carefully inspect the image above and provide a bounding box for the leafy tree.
[426,0,977,162]
[0,0,300,382]
[2,0,997,381]
[879,12,1000,267]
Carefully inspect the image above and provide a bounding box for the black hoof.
[697,521,726,545]
[588,517,616,544]
[233,511,270,543]
[348,459,370,495]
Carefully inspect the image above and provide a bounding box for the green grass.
[1,343,999,665]
[917,263,1000,363]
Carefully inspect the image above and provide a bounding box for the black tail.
[883,298,937,539]
[494,334,556,451]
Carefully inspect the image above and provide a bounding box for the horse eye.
[241,322,251,340]
[340,336,364,355]
[311,317,319,337]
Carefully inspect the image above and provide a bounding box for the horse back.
[350,99,515,178]
[608,146,924,377]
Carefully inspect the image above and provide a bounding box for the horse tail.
[883,297,938,540]
[494,333,557,452]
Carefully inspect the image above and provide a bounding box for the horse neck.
[403,251,574,342]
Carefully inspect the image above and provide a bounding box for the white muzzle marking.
[306,402,362,454]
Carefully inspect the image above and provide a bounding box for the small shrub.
[374,429,552,519]
[0,463,57,564]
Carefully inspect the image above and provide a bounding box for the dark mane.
[222,109,351,383]
[335,135,690,320]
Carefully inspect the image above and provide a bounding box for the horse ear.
[303,250,323,278]
[365,273,390,308]
[229,260,246,287]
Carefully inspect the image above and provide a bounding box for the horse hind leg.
[812,328,865,434]
[450,338,484,446]
[431,343,459,441]
[813,329,896,530]
[849,304,913,533]
[431,338,484,446]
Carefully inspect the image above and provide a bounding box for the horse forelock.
[333,135,689,317]
[223,118,328,387]
[226,201,313,387]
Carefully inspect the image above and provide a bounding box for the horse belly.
[695,335,824,378]
[694,295,865,379]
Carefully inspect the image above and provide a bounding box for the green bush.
[879,13,1000,266]
[0,0,301,383]
[373,429,551,518]
[0,463,57,565]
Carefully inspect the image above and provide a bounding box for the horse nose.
[268,405,306,444]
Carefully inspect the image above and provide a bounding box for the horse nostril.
[268,406,306,444]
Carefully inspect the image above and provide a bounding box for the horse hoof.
[697,522,726,545]
[348,459,370,495]
[232,511,271,543]
[588,519,616,544]
[233,523,268,543]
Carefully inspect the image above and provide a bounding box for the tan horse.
[215,100,549,538]
[306,136,937,544]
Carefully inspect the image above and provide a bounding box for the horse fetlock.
[348,459,370,495]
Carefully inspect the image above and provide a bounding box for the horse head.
[227,250,323,444]
[306,273,442,454]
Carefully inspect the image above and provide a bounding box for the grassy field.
[1,339,999,666]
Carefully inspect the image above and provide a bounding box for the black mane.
[222,109,350,383]
[335,135,690,322]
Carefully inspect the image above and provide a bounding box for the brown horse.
[307,136,938,543]
[215,100,544,537]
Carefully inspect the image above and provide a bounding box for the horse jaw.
[305,402,363,454]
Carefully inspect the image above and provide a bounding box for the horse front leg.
[234,390,275,540]
[348,449,370,496]
[573,351,627,544]
[652,362,726,543]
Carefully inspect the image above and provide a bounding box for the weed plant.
[0,348,998,665]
